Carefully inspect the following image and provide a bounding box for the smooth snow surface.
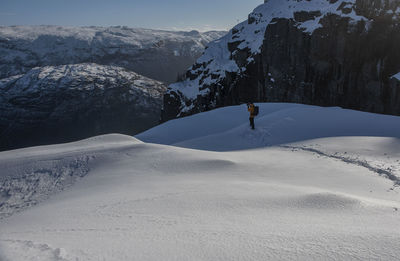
[138,103,400,151]
[1,104,400,260]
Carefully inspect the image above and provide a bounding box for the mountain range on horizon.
[0,26,226,151]
[0,25,226,84]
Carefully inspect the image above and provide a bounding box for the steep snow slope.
[0,63,166,151]
[1,104,400,260]
[0,26,226,83]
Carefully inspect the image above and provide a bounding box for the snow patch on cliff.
[235,0,364,53]
[392,72,400,81]
[168,0,368,113]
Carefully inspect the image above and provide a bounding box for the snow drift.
[139,103,400,151]
[0,103,399,260]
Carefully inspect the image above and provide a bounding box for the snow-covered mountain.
[0,103,400,260]
[0,26,226,151]
[0,63,166,151]
[0,25,226,83]
[163,0,400,120]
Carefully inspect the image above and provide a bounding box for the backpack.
[253,106,259,116]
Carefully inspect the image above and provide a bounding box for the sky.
[0,0,263,32]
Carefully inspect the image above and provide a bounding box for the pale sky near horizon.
[0,0,263,31]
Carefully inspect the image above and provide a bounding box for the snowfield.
[1,103,400,260]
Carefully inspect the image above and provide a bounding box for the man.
[247,102,255,130]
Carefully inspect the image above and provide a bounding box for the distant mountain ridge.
[163,0,400,120]
[0,63,166,151]
[0,25,227,151]
[0,25,227,83]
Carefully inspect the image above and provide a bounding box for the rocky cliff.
[163,0,400,120]
[0,26,226,83]
[0,63,166,151]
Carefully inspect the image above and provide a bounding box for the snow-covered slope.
[0,25,226,83]
[1,104,400,260]
[139,103,400,151]
[0,63,166,151]
[139,102,400,183]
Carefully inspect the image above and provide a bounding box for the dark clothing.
[249,117,255,129]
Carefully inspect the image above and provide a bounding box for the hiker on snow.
[247,102,256,130]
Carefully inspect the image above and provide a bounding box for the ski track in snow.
[281,145,400,188]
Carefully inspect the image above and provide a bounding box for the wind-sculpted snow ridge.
[0,240,70,261]
[0,25,227,83]
[0,63,166,151]
[0,134,141,219]
[164,0,400,119]
[0,156,92,219]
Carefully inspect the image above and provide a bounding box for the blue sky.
[0,0,263,31]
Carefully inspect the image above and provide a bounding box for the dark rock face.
[0,63,166,151]
[163,0,400,121]
[262,14,400,114]
[0,26,226,84]
[389,77,400,113]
